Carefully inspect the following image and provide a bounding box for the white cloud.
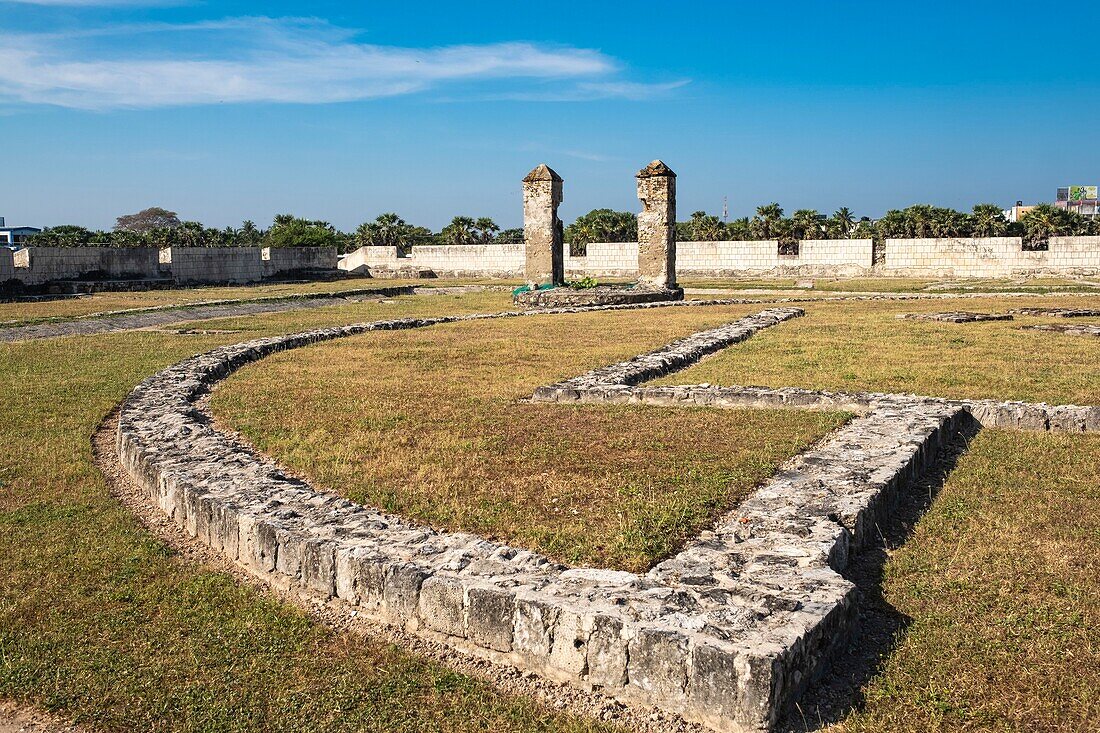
[0,17,682,110]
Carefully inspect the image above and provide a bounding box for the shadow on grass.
[778,415,981,732]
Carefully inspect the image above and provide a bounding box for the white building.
[0,217,42,246]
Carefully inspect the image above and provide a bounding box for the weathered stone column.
[636,160,676,288]
[522,164,564,288]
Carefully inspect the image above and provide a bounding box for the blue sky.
[2,0,1098,231]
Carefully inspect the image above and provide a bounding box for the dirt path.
[0,286,493,342]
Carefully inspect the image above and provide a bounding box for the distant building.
[1055,186,1098,219]
[1003,201,1037,223]
[0,217,42,246]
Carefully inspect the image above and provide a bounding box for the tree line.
[565,203,1100,251]
[27,202,1100,252]
[27,208,524,253]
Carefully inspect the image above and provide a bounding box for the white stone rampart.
[798,239,874,268]
[339,246,402,273]
[161,247,264,284]
[883,236,1100,277]
[678,241,780,273]
[341,237,1100,280]
[564,242,638,278]
[407,243,524,277]
[261,246,338,277]
[565,240,874,278]
[9,247,162,285]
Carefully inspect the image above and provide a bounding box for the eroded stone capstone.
[523,164,564,288]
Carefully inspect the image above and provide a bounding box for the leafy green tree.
[725,217,752,241]
[114,207,181,233]
[238,220,264,245]
[686,210,726,241]
[28,225,93,246]
[496,228,524,243]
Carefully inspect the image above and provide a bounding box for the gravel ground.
[0,285,502,342]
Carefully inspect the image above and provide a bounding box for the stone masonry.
[522,164,564,288]
[636,160,677,288]
[115,303,1100,732]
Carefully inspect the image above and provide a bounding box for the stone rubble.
[1011,307,1100,317]
[1027,323,1100,339]
[115,303,1098,732]
[895,311,1013,323]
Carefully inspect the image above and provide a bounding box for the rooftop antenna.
[722,196,728,223]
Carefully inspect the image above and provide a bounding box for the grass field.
[0,291,628,733]
[656,295,1100,404]
[845,429,1100,732]
[210,306,845,571]
[2,286,1098,731]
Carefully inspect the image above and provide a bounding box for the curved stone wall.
[115,304,1093,731]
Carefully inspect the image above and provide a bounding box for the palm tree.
[441,216,477,246]
[239,220,264,245]
[970,204,1008,238]
[726,217,751,241]
[830,207,855,238]
[474,217,500,244]
[751,203,784,239]
[688,211,725,241]
[791,209,824,241]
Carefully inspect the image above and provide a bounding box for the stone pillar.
[636,160,676,288]
[523,164,564,288]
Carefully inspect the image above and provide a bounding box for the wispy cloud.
[3,0,179,5]
[0,16,682,110]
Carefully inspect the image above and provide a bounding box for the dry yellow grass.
[655,295,1100,404]
[210,305,846,571]
[0,277,516,325]
[845,429,1100,732]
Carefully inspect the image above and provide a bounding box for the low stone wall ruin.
[114,301,1100,731]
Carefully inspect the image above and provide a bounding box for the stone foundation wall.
[564,242,638,277]
[678,240,781,273]
[799,239,874,268]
